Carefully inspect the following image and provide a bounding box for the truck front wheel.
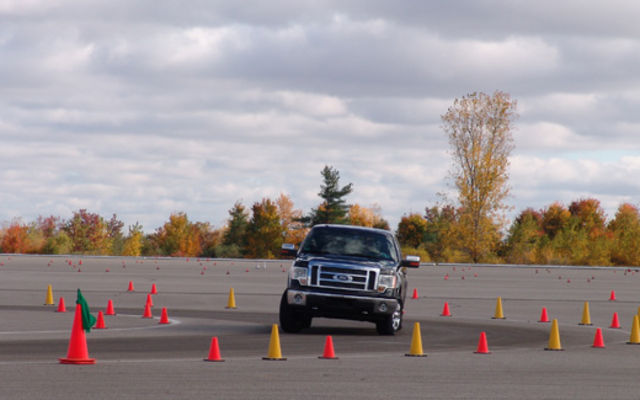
[376,303,402,335]
[279,292,311,333]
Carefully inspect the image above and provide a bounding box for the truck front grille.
[309,263,377,292]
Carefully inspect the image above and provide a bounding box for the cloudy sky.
[2,1,640,232]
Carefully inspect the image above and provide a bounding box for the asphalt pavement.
[1,255,639,399]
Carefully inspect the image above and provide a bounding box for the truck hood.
[297,253,397,269]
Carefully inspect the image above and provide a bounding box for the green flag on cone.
[76,289,96,332]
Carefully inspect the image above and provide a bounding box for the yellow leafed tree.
[441,91,517,262]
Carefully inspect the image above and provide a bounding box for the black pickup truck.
[279,224,420,335]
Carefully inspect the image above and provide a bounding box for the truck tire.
[279,292,310,333]
[376,303,403,335]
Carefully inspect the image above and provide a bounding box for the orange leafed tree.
[442,91,517,262]
[348,204,389,230]
[0,220,30,253]
[276,193,308,245]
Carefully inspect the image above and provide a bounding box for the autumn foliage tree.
[63,209,116,255]
[276,193,308,245]
[122,223,144,257]
[0,220,30,253]
[154,212,201,257]
[348,204,389,230]
[244,198,284,258]
[396,213,427,248]
[442,91,517,262]
[608,203,640,265]
[503,209,543,264]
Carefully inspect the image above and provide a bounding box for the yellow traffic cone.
[263,324,286,360]
[545,319,563,351]
[405,322,427,357]
[492,296,505,319]
[627,315,640,345]
[225,288,237,309]
[636,306,640,321]
[44,284,54,306]
[578,301,592,325]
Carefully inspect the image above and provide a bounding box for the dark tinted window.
[301,227,398,262]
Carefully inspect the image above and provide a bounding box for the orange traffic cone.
[127,281,134,292]
[204,337,224,362]
[56,297,67,313]
[474,331,490,354]
[592,328,605,348]
[95,311,106,329]
[609,290,616,301]
[106,299,115,316]
[159,307,170,324]
[146,293,154,307]
[142,302,152,318]
[59,304,96,364]
[150,283,157,295]
[411,288,419,300]
[610,312,621,329]
[319,335,338,359]
[441,302,452,317]
[539,307,549,323]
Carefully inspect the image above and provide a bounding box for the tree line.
[3,91,636,265]
[2,176,639,266]
[397,199,640,266]
[0,166,387,259]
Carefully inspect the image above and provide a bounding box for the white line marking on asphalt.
[0,314,181,335]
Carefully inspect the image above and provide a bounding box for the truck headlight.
[290,266,308,286]
[377,274,397,292]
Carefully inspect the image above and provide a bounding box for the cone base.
[544,348,564,351]
[59,357,96,364]
[474,351,491,354]
[405,353,427,357]
[440,314,451,317]
[203,358,225,362]
[538,320,550,323]
[225,307,237,309]
[491,317,506,320]
[578,323,593,326]
[319,356,339,359]
[592,345,605,348]
[262,357,287,361]
[626,342,640,345]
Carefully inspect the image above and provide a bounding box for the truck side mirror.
[281,243,297,258]
[401,255,420,268]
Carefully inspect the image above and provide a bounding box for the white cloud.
[2,1,640,233]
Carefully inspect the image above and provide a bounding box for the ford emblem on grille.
[335,274,351,282]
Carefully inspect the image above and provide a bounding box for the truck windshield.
[300,227,398,262]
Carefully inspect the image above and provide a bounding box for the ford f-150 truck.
[279,224,420,335]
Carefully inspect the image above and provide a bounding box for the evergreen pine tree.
[304,166,353,226]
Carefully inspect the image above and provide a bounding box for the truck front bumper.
[286,289,399,319]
